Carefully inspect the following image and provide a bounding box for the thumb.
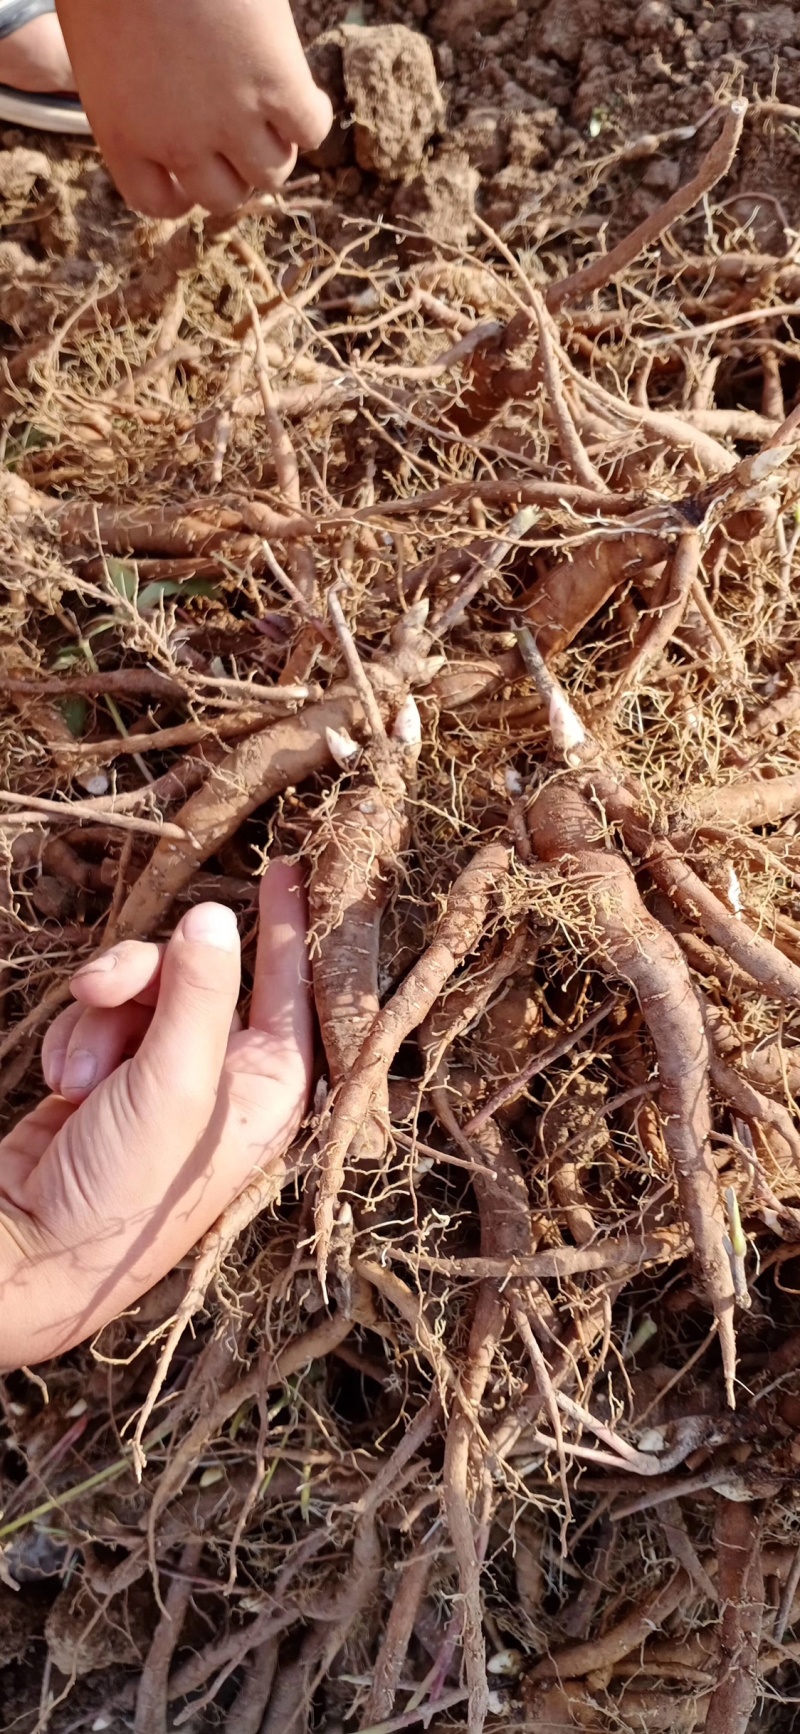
[127,903,241,1129]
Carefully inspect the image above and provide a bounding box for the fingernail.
[72,950,119,978]
[61,1050,97,1093]
[182,903,239,951]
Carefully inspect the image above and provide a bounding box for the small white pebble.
[637,1427,666,1454]
[487,1647,523,1677]
[79,773,109,797]
[487,1690,506,1715]
[65,1398,88,1418]
[92,1718,111,1731]
[505,766,524,797]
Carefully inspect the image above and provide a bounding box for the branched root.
[527,781,738,1402]
[315,842,509,1278]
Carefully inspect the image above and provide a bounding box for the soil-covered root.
[607,528,701,710]
[314,840,510,1280]
[592,780,800,1007]
[705,1500,765,1734]
[129,1138,312,1470]
[679,768,800,833]
[359,1547,433,1727]
[309,735,416,1277]
[546,101,747,313]
[526,779,738,1404]
[525,1565,704,1683]
[441,1121,539,1734]
[112,689,366,939]
[517,632,800,1010]
[447,102,746,448]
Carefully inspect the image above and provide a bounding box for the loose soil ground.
[2,2,800,1731]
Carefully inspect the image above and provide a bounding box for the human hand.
[55,0,333,216]
[0,863,313,1372]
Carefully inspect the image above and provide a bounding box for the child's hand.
[0,863,313,1372]
[56,0,333,216]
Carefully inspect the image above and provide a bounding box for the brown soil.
[2,2,800,1732]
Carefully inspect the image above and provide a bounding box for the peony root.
[527,1568,696,1680]
[516,628,800,1005]
[310,739,415,1273]
[526,780,738,1404]
[443,1122,538,1734]
[594,783,800,1006]
[547,103,746,312]
[522,532,669,657]
[315,842,509,1280]
[705,1500,764,1734]
[112,688,364,939]
[609,528,701,705]
[133,1537,203,1734]
[680,768,800,832]
[308,593,428,1280]
[529,290,603,491]
[129,1147,309,1471]
[359,1548,433,1728]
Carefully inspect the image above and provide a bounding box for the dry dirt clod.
[45,1580,145,1678]
[392,152,479,252]
[332,23,446,180]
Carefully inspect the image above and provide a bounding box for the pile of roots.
[2,80,800,1734]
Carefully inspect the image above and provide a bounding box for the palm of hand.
[0,865,312,1371]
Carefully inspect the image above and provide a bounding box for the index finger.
[70,941,162,1008]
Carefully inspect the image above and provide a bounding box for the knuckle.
[134,180,188,219]
[173,951,233,998]
[297,114,331,152]
[205,191,241,216]
[296,95,334,152]
[262,149,297,191]
[107,940,156,977]
[242,136,295,189]
[164,147,198,180]
[130,1054,216,1127]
